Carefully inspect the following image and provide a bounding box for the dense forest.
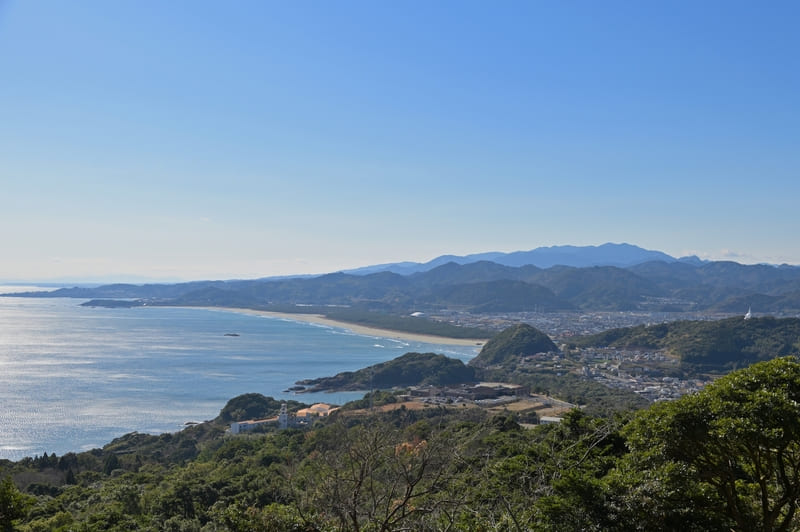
[2,357,800,531]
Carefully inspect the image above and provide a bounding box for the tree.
[103,453,120,475]
[0,476,33,532]
[454,410,627,531]
[622,356,800,531]
[291,420,467,531]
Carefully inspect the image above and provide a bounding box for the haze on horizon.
[1,1,798,283]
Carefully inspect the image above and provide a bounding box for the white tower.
[278,402,288,429]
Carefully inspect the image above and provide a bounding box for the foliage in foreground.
[2,357,800,531]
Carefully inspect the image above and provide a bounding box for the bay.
[0,295,479,460]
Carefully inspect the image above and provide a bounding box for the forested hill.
[469,323,557,368]
[6,258,800,314]
[4,358,800,530]
[296,352,477,392]
[570,316,800,371]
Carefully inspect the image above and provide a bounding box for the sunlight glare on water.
[0,296,478,460]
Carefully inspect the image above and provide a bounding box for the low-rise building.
[539,416,563,424]
[230,402,338,434]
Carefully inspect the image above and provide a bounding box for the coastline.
[196,307,487,347]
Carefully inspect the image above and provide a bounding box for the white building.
[539,416,563,424]
[230,402,337,434]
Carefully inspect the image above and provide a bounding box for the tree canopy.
[4,354,800,531]
[621,356,800,531]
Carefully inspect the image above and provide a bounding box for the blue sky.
[1,1,798,281]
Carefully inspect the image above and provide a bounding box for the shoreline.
[195,307,487,347]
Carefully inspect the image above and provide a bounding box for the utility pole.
[370,368,374,411]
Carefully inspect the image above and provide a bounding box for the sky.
[1,1,798,282]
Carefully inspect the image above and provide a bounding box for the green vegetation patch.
[470,323,557,368]
[571,316,800,371]
[298,352,477,392]
[5,358,800,531]
[216,393,307,423]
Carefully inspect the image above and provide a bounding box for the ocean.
[0,293,480,461]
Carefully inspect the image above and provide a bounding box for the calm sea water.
[0,293,479,461]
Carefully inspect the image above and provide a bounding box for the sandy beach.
[197,307,487,347]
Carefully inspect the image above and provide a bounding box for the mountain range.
[341,243,696,276]
[5,243,800,314]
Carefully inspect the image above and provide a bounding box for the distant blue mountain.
[9,245,799,314]
[345,243,681,275]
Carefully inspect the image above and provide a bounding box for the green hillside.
[525,265,660,310]
[572,316,800,370]
[427,279,572,312]
[297,351,477,392]
[469,323,558,368]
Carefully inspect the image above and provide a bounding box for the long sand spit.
[197,307,487,347]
